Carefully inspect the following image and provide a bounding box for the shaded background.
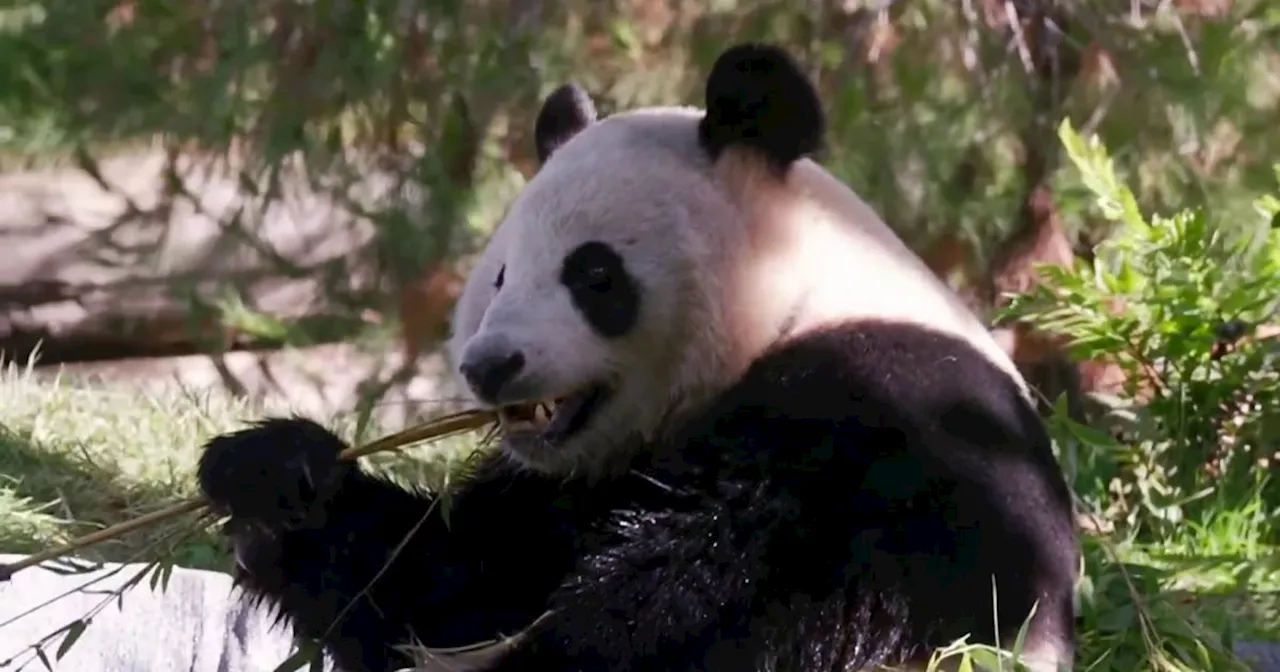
[0,0,1274,426]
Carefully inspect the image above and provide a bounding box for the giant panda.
[196,42,1080,672]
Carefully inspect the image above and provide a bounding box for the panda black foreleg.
[479,483,807,672]
[477,475,934,672]
[197,418,585,672]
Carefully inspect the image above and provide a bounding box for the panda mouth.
[499,386,610,444]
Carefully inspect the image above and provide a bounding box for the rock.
[0,553,333,672]
[1236,640,1280,672]
[0,147,411,365]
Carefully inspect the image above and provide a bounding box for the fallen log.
[0,147,399,366]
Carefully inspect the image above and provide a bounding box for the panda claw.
[299,459,314,488]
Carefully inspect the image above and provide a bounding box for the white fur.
[447,106,1030,477]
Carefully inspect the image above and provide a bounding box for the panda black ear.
[534,83,598,165]
[698,43,825,173]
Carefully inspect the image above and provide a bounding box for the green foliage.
[996,124,1279,670]
[1003,121,1280,542]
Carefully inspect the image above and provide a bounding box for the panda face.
[449,117,736,475]
[446,45,1026,476]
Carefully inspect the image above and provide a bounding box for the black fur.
[698,43,825,173]
[534,83,597,164]
[198,321,1078,672]
[561,241,641,338]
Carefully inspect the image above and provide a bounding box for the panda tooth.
[534,403,552,425]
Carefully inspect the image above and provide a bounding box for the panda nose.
[459,349,527,402]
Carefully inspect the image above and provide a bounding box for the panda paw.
[197,417,354,530]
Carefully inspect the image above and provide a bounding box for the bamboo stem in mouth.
[0,409,497,582]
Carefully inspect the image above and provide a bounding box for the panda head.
[448,44,1024,477]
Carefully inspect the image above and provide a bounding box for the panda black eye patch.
[560,241,639,338]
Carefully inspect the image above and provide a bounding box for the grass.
[0,357,1276,671]
[0,358,482,571]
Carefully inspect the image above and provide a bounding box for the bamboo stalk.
[0,409,496,582]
